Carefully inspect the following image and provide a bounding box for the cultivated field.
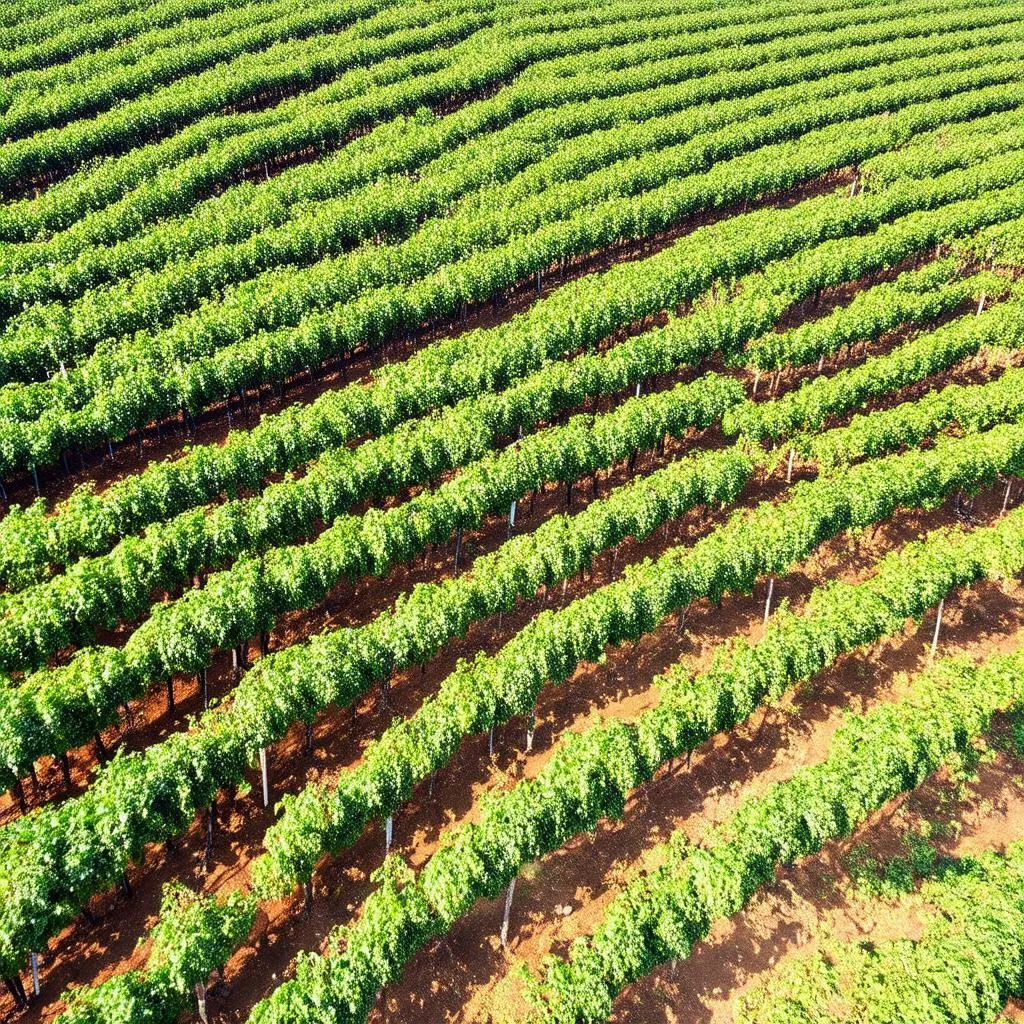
[1,1,1024,1022]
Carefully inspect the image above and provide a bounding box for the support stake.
[930,598,945,659]
[204,804,215,872]
[500,878,516,948]
[763,578,775,626]
[260,748,269,807]
[195,981,208,1024]
[4,975,26,1008]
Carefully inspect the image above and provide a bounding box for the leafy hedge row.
[0,0,825,234]
[2,126,1020,594]
[48,413,1024,1024]
[2,4,1007,320]
[3,263,1016,682]
[7,66,1022,472]
[0,0,422,141]
[526,647,1024,1021]
[723,276,1022,441]
[804,364,1024,468]
[743,257,975,371]
[0,374,743,784]
[4,21,1017,383]
[254,421,1024,898]
[0,427,749,978]
[738,842,1024,1024]
[244,485,1024,1023]
[0,0,257,73]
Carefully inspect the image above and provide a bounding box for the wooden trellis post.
[763,578,775,626]
[500,878,516,948]
[930,598,945,659]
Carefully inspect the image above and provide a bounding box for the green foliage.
[0,0,457,143]
[8,8,999,380]
[992,705,1024,760]
[528,647,1024,1023]
[3,0,1003,248]
[725,279,1022,444]
[57,884,254,1024]
[738,842,1024,1024]
[743,258,971,371]
[0,435,748,978]
[0,373,743,782]
[2,73,1024,478]
[845,831,938,900]
[3,132,1021,596]
[861,105,1024,187]
[147,884,256,997]
[7,7,1024,1020]
[243,447,1024,1024]
[13,408,1024,999]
